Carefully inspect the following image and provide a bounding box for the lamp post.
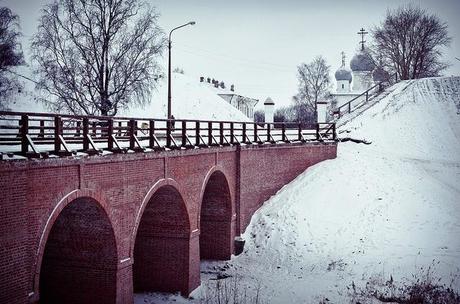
[167,21,196,121]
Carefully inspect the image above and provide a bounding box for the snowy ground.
[135,77,460,303]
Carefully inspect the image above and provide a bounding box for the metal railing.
[0,111,336,159]
[333,72,398,119]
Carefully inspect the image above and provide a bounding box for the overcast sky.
[3,0,460,108]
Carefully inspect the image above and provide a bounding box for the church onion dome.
[335,68,352,83]
[350,50,375,72]
[373,66,389,82]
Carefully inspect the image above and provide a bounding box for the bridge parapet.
[0,111,336,160]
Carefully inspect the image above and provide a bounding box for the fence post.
[267,123,271,142]
[166,120,171,148]
[129,119,135,150]
[208,122,213,146]
[149,120,155,149]
[75,121,81,137]
[20,114,29,155]
[219,122,224,145]
[298,122,302,141]
[54,116,62,154]
[282,123,286,142]
[316,123,320,141]
[254,123,258,142]
[39,120,45,138]
[333,123,336,140]
[230,122,234,144]
[108,119,114,150]
[182,120,187,147]
[242,123,246,143]
[195,121,200,146]
[348,102,351,113]
[83,117,89,151]
[366,91,369,102]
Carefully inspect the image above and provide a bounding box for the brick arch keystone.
[31,188,116,300]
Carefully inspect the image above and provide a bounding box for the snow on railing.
[0,110,336,160]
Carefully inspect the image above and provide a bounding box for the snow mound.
[7,72,250,122]
[186,77,460,303]
[342,77,460,162]
[122,73,250,121]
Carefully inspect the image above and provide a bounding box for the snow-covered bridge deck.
[0,111,336,160]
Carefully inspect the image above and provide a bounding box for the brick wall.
[0,142,337,303]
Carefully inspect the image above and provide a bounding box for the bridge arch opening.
[39,197,118,304]
[133,185,192,294]
[200,170,234,260]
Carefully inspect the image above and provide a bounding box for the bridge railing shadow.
[0,111,336,159]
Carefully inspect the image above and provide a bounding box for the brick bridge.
[0,111,337,304]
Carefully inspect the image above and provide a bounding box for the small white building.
[200,77,259,119]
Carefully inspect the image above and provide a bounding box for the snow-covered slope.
[136,77,460,303]
[7,72,250,122]
[123,73,250,121]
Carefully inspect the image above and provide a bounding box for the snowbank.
[6,72,250,122]
[121,73,250,121]
[136,77,460,303]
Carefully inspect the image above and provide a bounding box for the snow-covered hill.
[123,73,250,121]
[136,77,460,303]
[7,72,250,122]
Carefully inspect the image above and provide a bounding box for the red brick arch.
[198,166,235,260]
[129,178,191,258]
[197,166,234,224]
[31,188,116,302]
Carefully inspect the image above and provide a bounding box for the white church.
[331,28,388,110]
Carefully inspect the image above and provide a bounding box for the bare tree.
[372,5,451,80]
[31,0,166,116]
[0,6,24,109]
[293,56,331,123]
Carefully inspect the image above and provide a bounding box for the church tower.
[350,28,375,92]
[335,51,352,93]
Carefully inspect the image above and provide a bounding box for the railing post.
[348,102,351,113]
[129,119,135,149]
[219,122,224,145]
[242,123,246,143]
[166,120,171,148]
[182,120,187,147]
[83,117,89,151]
[282,123,286,142]
[230,122,234,144]
[75,121,81,137]
[267,123,271,142]
[195,121,200,146]
[333,123,336,140]
[149,120,155,149]
[92,121,97,136]
[39,120,45,138]
[298,122,302,141]
[54,116,62,154]
[316,123,320,141]
[20,114,29,155]
[108,119,114,150]
[366,91,369,102]
[254,123,258,142]
[208,122,213,146]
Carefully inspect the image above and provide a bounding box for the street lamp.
[167,21,196,120]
